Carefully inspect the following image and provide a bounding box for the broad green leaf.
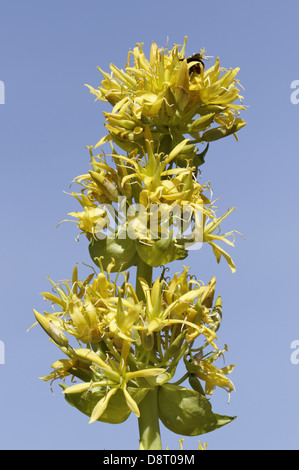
[158,383,236,436]
[60,384,149,424]
[89,387,118,423]
[135,237,187,268]
[89,236,138,272]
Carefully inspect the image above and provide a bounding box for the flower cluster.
[86,37,246,166]
[65,138,238,273]
[34,264,234,425]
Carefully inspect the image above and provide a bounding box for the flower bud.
[34,310,69,347]
[89,170,119,203]
[209,295,222,332]
[140,331,155,351]
[173,59,190,112]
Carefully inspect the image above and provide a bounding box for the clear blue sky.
[1,0,299,450]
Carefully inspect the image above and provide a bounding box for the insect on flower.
[181,52,206,75]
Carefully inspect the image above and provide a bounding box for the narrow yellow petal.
[122,386,140,417]
[126,368,165,381]
[89,387,118,423]
[74,348,111,370]
[63,382,92,394]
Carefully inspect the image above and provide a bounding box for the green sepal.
[188,374,206,396]
[193,143,209,167]
[174,143,209,170]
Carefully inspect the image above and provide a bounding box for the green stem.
[136,255,153,300]
[138,387,162,450]
[135,256,162,449]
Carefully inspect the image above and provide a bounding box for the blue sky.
[1,0,299,450]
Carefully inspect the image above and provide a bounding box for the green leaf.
[89,236,138,272]
[193,143,209,168]
[60,384,149,424]
[135,237,187,268]
[157,383,236,436]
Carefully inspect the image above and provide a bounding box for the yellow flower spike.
[34,38,242,448]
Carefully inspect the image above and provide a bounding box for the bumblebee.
[180,52,205,75]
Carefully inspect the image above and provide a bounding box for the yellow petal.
[122,386,140,417]
[74,348,111,370]
[89,387,118,423]
[63,382,92,394]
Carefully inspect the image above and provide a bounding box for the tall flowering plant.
[33,37,246,450]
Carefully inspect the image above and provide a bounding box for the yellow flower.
[202,207,239,273]
[195,360,235,396]
[39,358,77,382]
[62,347,165,423]
[68,206,108,237]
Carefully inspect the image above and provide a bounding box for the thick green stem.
[138,387,162,450]
[135,257,162,449]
